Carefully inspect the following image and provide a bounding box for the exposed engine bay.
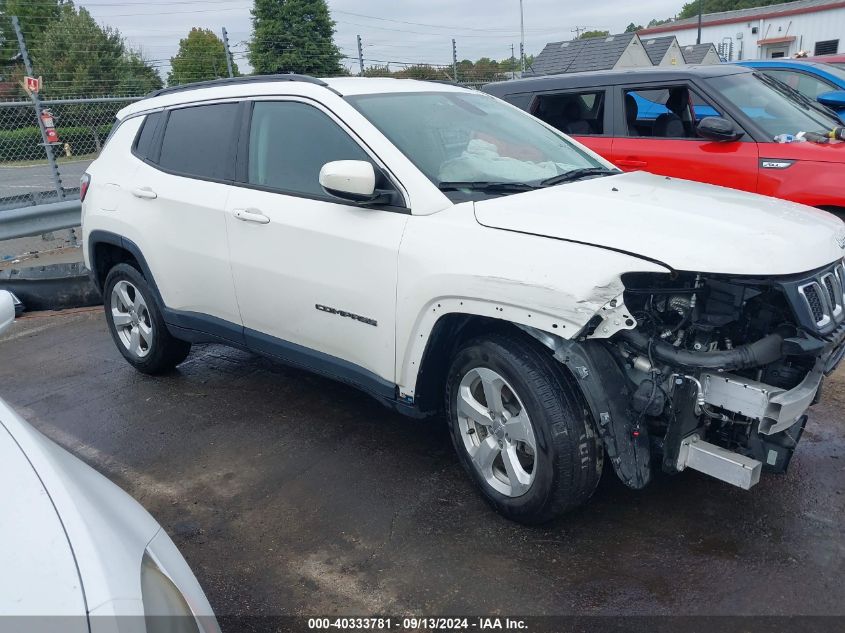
[545,261,845,491]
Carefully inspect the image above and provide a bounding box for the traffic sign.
[23,75,41,95]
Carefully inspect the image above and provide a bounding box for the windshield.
[347,91,608,191]
[815,63,845,83]
[707,72,840,140]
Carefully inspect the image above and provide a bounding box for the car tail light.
[80,173,91,202]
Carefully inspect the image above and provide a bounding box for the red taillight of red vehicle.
[80,173,91,202]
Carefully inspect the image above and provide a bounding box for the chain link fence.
[0,96,142,210]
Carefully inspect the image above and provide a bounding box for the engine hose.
[618,328,785,371]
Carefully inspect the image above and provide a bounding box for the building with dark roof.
[529,33,652,76]
[642,36,685,65]
[681,42,722,64]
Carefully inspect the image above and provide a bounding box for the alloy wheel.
[456,367,537,497]
[110,280,153,359]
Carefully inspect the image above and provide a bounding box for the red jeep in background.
[484,65,845,214]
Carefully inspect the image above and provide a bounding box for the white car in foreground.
[81,76,845,524]
[0,291,219,633]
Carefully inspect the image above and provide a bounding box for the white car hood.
[0,398,160,617]
[474,171,845,276]
[0,419,88,627]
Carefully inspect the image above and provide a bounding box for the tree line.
[629,0,787,32]
[1,0,786,99]
[0,0,540,97]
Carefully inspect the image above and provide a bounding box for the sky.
[79,0,686,78]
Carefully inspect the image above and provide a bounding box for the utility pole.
[221,27,234,78]
[452,39,458,83]
[697,0,703,44]
[519,0,526,72]
[572,26,587,39]
[12,16,63,199]
[510,43,516,79]
[357,34,364,76]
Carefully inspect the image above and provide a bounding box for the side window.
[133,111,163,160]
[246,101,371,198]
[531,91,606,135]
[158,103,240,180]
[623,86,697,139]
[689,91,723,122]
[503,93,533,111]
[761,69,835,99]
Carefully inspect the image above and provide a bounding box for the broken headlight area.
[562,264,845,492]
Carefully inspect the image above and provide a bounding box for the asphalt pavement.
[1,309,843,628]
[0,160,92,199]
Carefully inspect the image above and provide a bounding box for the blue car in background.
[735,60,845,120]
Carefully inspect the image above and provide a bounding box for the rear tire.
[445,332,603,524]
[103,263,191,375]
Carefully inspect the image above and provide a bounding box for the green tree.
[0,0,61,62]
[249,0,343,75]
[625,22,644,33]
[678,0,782,19]
[362,64,392,77]
[394,64,442,80]
[578,30,610,39]
[30,3,161,97]
[647,17,674,27]
[168,28,238,86]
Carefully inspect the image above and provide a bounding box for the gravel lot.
[1,309,843,630]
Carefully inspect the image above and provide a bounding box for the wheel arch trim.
[397,297,593,401]
[518,324,652,490]
[88,230,163,302]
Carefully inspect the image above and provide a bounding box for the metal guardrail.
[0,198,82,240]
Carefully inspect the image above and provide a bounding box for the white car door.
[130,102,243,337]
[224,99,409,392]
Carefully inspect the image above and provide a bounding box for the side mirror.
[696,116,743,142]
[816,90,845,110]
[319,160,377,203]
[0,290,15,335]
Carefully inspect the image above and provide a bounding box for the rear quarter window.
[132,111,164,160]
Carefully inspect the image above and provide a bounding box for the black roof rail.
[146,74,328,98]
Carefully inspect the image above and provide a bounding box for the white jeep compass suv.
[82,75,845,524]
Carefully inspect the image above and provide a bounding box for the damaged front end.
[539,261,845,491]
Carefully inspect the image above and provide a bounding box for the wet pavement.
[1,309,843,623]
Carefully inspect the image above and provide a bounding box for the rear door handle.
[131,186,157,199]
[616,159,647,168]
[233,208,270,224]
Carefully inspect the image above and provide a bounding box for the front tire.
[103,263,191,375]
[445,332,603,524]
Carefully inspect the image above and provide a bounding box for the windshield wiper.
[437,181,539,193]
[539,167,618,187]
[757,73,836,117]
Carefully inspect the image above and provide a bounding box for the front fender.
[758,158,845,209]
[394,206,668,397]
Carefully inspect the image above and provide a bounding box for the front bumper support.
[676,435,762,489]
[700,355,825,436]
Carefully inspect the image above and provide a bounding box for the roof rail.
[146,74,328,98]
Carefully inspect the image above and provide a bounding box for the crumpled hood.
[474,171,845,275]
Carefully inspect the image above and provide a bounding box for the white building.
[638,0,845,61]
